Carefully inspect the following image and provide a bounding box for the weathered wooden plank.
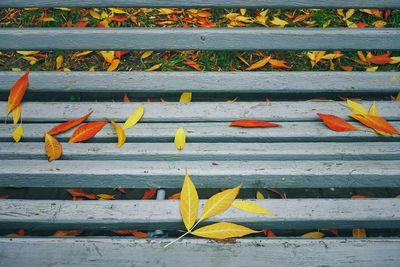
[1,72,399,93]
[1,101,399,122]
[0,160,399,188]
[1,0,400,8]
[1,238,400,267]
[1,142,399,161]
[1,28,399,50]
[0,199,399,230]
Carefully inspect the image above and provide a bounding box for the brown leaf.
[47,111,92,136]
[68,121,108,143]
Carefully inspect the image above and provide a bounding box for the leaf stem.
[163,231,190,249]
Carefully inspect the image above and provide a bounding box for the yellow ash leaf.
[56,55,63,70]
[63,68,71,72]
[345,9,355,19]
[88,66,96,72]
[55,8,71,11]
[240,9,247,15]
[357,51,368,62]
[108,8,127,14]
[368,102,380,117]
[174,127,186,150]
[107,59,120,72]
[337,9,345,17]
[352,228,367,238]
[16,51,39,56]
[191,222,260,239]
[159,8,175,15]
[270,17,289,27]
[96,194,116,200]
[232,200,273,215]
[180,92,192,103]
[180,169,199,231]
[322,19,331,28]
[141,51,154,59]
[100,51,115,63]
[346,99,368,115]
[123,104,144,130]
[256,191,265,199]
[21,56,38,65]
[12,105,21,125]
[246,56,271,71]
[366,66,378,72]
[90,10,101,19]
[110,120,126,148]
[199,184,241,222]
[72,51,93,58]
[389,57,400,64]
[302,231,325,238]
[41,17,56,22]
[12,124,24,143]
[44,133,62,161]
[146,64,162,71]
[321,53,343,60]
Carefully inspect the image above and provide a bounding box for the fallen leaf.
[184,60,202,71]
[246,56,271,71]
[100,51,115,63]
[123,104,144,130]
[256,192,265,199]
[346,99,368,115]
[232,200,273,215]
[180,92,192,103]
[107,59,120,72]
[141,51,154,59]
[368,53,392,65]
[44,133,62,161]
[53,230,82,237]
[56,55,63,70]
[123,93,130,102]
[110,120,126,148]
[168,192,181,200]
[12,124,24,143]
[317,113,358,132]
[180,169,199,231]
[72,51,93,59]
[269,59,290,69]
[191,222,260,239]
[7,70,29,117]
[350,114,399,135]
[174,127,186,150]
[146,64,162,71]
[16,51,40,56]
[143,188,157,200]
[270,17,289,27]
[47,111,93,136]
[66,188,96,199]
[68,121,108,143]
[96,194,115,200]
[302,231,325,238]
[352,228,367,238]
[373,20,386,28]
[230,120,280,128]
[368,102,380,116]
[263,229,276,237]
[117,187,127,194]
[112,230,148,237]
[12,105,21,125]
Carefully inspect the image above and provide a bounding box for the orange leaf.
[262,229,276,237]
[123,93,131,102]
[142,188,157,200]
[350,114,399,135]
[230,120,281,128]
[53,230,82,237]
[66,188,97,199]
[246,56,271,71]
[317,113,358,132]
[96,194,116,200]
[74,21,89,27]
[68,121,108,143]
[352,228,367,238]
[7,70,29,116]
[47,111,93,136]
[368,53,392,65]
[112,230,148,237]
[107,59,120,72]
[44,134,63,161]
[184,60,202,71]
[168,192,181,200]
[110,15,128,22]
[269,59,290,69]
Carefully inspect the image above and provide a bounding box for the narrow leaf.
[301,232,325,238]
[180,169,199,231]
[317,113,358,132]
[44,133,62,161]
[12,105,22,125]
[199,184,241,222]
[246,56,271,71]
[232,200,273,215]
[180,92,192,103]
[191,222,260,239]
[12,123,24,143]
[66,188,96,200]
[68,121,107,143]
[174,127,186,150]
[123,104,144,130]
[142,188,157,200]
[53,230,82,237]
[230,120,280,128]
[110,120,126,148]
[7,70,29,116]
[350,114,399,135]
[47,111,93,136]
[346,99,368,115]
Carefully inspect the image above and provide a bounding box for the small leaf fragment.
[317,113,358,132]
[141,51,154,59]
[180,92,192,103]
[368,101,380,117]
[44,134,62,161]
[191,222,260,239]
[232,200,273,215]
[256,192,265,199]
[180,169,199,231]
[123,104,144,130]
[301,231,325,238]
[174,127,186,150]
[53,230,82,237]
[110,120,126,148]
[47,111,93,136]
[96,194,116,200]
[68,121,108,143]
[352,228,367,238]
[230,120,280,128]
[12,124,24,143]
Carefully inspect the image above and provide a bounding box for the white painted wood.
[1,28,399,50]
[0,160,399,188]
[1,72,399,93]
[1,101,399,122]
[0,142,399,160]
[1,237,400,267]
[0,199,399,230]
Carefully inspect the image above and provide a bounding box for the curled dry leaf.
[230,120,280,128]
[191,222,260,239]
[107,59,120,72]
[66,188,97,200]
[180,92,192,103]
[7,70,29,117]
[44,133,62,161]
[317,113,358,132]
[110,120,126,148]
[180,169,199,231]
[184,60,202,71]
[12,124,24,143]
[174,127,186,150]
[142,188,157,200]
[47,111,93,136]
[68,121,108,143]
[123,104,144,130]
[232,200,273,215]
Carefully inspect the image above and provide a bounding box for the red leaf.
[110,15,128,22]
[7,70,29,116]
[356,22,367,28]
[317,113,358,132]
[142,188,157,200]
[115,50,129,59]
[47,111,93,136]
[66,188,97,200]
[263,229,276,237]
[74,21,89,27]
[230,120,281,128]
[112,230,148,237]
[384,9,392,20]
[117,187,127,194]
[17,229,25,236]
[68,121,108,143]
[368,53,392,65]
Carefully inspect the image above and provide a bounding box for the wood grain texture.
[1,101,399,123]
[1,28,399,50]
[0,160,399,188]
[1,238,400,267]
[0,199,399,230]
[1,0,400,8]
[1,72,399,93]
[1,142,399,161]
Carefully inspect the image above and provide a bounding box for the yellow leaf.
[12,105,21,125]
[56,55,63,70]
[301,231,325,238]
[141,51,154,59]
[174,127,186,150]
[389,57,400,64]
[240,9,246,15]
[191,222,260,239]
[108,8,128,14]
[100,51,115,63]
[232,200,273,215]
[346,99,368,115]
[110,120,126,148]
[44,133,62,161]
[366,66,378,72]
[12,68,21,72]
[199,184,241,222]
[373,20,386,28]
[180,169,199,231]
[345,9,355,19]
[96,194,116,200]
[180,92,192,103]
[123,104,144,130]
[321,53,343,60]
[352,228,367,238]
[368,101,380,117]
[270,17,289,27]
[246,56,271,71]
[322,19,331,28]
[256,191,264,199]
[72,51,93,58]
[89,10,101,19]
[146,64,162,71]
[16,51,39,56]
[107,59,120,72]
[41,17,55,22]
[12,124,24,143]
[22,56,38,65]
